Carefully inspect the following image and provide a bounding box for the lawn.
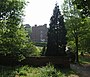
[79,54,90,64]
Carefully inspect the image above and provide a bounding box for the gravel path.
[70,63,90,77]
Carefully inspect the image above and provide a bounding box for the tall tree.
[73,0,90,53]
[62,0,90,62]
[45,3,67,56]
[63,0,82,62]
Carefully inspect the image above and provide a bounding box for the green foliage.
[0,0,24,55]
[62,0,90,53]
[0,0,37,60]
[62,0,90,62]
[0,64,79,77]
[0,64,66,77]
[27,44,41,56]
[79,18,90,52]
[74,0,90,17]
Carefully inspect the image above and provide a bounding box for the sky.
[23,0,64,26]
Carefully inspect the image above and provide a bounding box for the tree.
[74,0,90,18]
[0,0,35,60]
[24,24,32,36]
[79,18,90,53]
[62,0,90,62]
[63,0,83,63]
[45,3,67,56]
[73,0,90,53]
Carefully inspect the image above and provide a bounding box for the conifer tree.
[45,3,67,56]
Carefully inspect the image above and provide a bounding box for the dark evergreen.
[45,3,67,56]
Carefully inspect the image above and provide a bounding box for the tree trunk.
[75,34,79,63]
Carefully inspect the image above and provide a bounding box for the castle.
[31,24,48,42]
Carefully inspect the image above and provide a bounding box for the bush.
[20,43,40,57]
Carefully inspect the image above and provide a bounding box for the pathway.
[70,63,90,77]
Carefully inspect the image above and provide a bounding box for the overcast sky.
[23,0,64,26]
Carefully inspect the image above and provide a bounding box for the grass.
[0,64,78,77]
[79,54,90,64]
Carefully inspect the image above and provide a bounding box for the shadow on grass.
[54,65,79,77]
[79,55,90,64]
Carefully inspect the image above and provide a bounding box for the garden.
[0,0,90,77]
